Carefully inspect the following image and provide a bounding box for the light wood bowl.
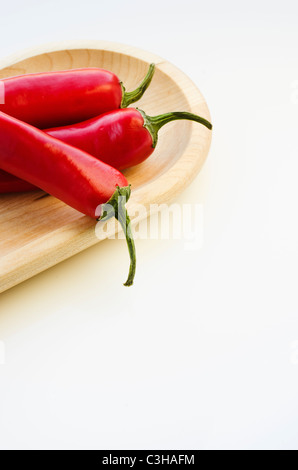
[0,41,212,293]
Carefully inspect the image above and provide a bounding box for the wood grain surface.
[0,40,212,293]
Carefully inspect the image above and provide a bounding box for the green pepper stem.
[120,63,155,108]
[137,109,213,147]
[98,185,136,286]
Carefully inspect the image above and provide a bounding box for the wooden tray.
[0,40,212,293]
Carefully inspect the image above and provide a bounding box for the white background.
[0,0,298,450]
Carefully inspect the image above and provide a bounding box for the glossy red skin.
[47,108,154,169]
[0,112,128,217]
[0,68,122,128]
[0,108,154,193]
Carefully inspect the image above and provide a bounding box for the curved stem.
[138,109,213,147]
[121,63,155,108]
[98,185,136,286]
[116,201,136,287]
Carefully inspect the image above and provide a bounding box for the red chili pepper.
[0,111,136,286]
[0,169,37,192]
[0,108,212,193]
[0,64,155,128]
